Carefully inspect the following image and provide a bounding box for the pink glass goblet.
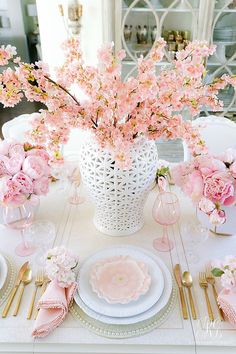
[152,192,180,252]
[64,154,85,205]
[2,196,40,257]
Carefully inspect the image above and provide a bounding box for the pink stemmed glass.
[2,196,39,257]
[152,192,180,252]
[64,155,85,205]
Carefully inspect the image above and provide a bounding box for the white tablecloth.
[0,184,236,354]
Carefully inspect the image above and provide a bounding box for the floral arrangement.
[0,40,236,167]
[45,246,78,288]
[0,139,51,205]
[172,148,236,225]
[212,255,236,290]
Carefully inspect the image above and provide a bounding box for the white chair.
[2,113,87,154]
[183,115,236,161]
[2,114,33,142]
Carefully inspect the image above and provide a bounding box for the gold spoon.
[13,268,32,316]
[182,271,197,320]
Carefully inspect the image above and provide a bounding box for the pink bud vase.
[2,195,40,257]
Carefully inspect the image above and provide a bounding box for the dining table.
[0,180,236,354]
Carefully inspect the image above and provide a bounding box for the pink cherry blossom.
[198,197,215,214]
[209,209,226,225]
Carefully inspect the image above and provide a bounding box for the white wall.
[36,0,109,72]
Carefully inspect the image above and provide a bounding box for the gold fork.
[199,272,214,321]
[27,270,44,320]
[206,267,225,321]
[34,274,50,320]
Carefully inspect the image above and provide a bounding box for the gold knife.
[2,261,29,318]
[174,264,188,320]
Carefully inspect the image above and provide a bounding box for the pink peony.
[0,176,25,205]
[197,155,226,176]
[23,156,48,180]
[4,154,24,175]
[26,148,50,162]
[230,161,236,178]
[204,171,234,205]
[183,170,204,202]
[209,209,226,225]
[8,142,25,158]
[12,172,33,195]
[33,176,49,195]
[0,140,10,155]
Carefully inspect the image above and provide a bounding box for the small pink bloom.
[0,140,10,155]
[198,197,215,213]
[209,209,226,225]
[23,156,48,180]
[33,176,49,195]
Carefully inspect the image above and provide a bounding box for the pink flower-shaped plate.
[90,255,151,304]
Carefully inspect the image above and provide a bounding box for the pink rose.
[204,171,234,205]
[198,197,215,214]
[209,209,226,225]
[183,170,204,202]
[4,154,23,175]
[23,156,48,180]
[12,172,33,194]
[26,148,50,163]
[33,176,49,195]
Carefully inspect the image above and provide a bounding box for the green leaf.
[211,268,224,277]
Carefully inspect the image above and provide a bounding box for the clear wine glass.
[2,195,40,257]
[64,154,85,205]
[181,221,208,264]
[24,220,56,266]
[152,192,180,252]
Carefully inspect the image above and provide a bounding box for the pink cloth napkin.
[218,288,236,326]
[32,279,77,338]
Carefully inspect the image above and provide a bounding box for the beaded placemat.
[70,283,177,339]
[0,254,16,308]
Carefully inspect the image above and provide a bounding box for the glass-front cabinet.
[114,0,236,116]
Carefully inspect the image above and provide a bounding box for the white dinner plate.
[74,246,172,324]
[78,246,164,318]
[0,253,8,290]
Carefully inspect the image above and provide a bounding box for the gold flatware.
[182,271,197,320]
[27,270,44,320]
[199,272,214,321]
[174,264,188,319]
[34,275,50,320]
[2,261,29,318]
[13,267,32,316]
[206,267,225,321]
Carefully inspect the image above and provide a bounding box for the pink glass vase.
[2,195,40,257]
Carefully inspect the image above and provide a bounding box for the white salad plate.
[0,253,8,290]
[74,246,172,324]
[78,246,164,318]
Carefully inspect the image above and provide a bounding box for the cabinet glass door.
[120,0,200,80]
[205,0,236,116]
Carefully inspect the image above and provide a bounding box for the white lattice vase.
[79,136,158,236]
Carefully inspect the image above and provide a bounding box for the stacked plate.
[74,246,172,325]
[0,253,8,291]
[213,26,236,42]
